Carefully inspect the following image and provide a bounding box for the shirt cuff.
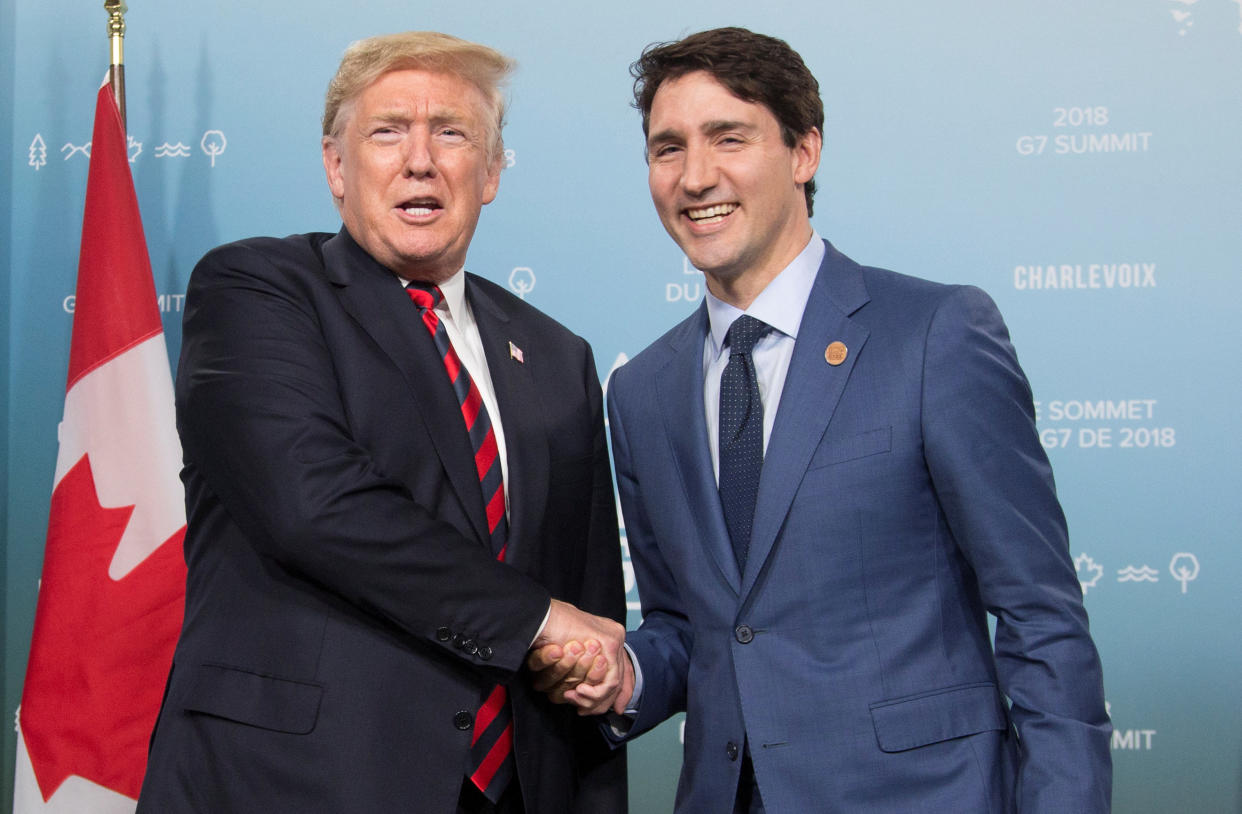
[604,642,644,737]
[530,602,551,648]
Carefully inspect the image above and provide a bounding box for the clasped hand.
[528,599,634,716]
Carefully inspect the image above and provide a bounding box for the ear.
[481,152,503,206]
[322,136,346,201]
[791,127,822,186]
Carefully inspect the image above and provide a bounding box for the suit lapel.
[656,304,742,594]
[469,278,549,570]
[321,230,490,545]
[741,242,871,598]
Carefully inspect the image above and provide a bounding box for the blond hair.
[323,31,514,160]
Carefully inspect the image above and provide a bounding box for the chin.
[685,253,740,279]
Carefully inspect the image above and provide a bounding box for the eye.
[368,126,403,144]
[650,143,682,160]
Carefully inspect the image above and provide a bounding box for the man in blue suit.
[534,26,1111,813]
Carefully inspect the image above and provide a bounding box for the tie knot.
[725,315,771,355]
[405,282,444,310]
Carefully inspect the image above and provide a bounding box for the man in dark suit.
[534,27,1110,813]
[137,31,627,814]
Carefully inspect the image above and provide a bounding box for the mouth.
[684,203,737,225]
[397,197,443,218]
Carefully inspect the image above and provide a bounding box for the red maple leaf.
[19,454,186,801]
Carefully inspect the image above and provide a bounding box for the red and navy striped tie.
[406,283,514,802]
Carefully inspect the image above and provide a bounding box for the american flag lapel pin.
[509,341,524,364]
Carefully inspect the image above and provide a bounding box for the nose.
[402,130,435,178]
[681,143,717,197]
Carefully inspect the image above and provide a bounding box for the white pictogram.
[1169,0,1196,35]
[36,135,232,166]
[1169,553,1200,593]
[29,134,47,170]
[504,148,516,169]
[1074,553,1104,595]
[201,130,227,167]
[154,142,192,158]
[508,267,535,299]
[1167,0,1242,35]
[1117,565,1159,583]
[62,142,91,160]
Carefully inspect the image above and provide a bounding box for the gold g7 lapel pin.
[824,341,848,366]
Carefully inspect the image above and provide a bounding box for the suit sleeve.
[920,285,1112,812]
[566,344,627,623]
[607,366,693,738]
[176,243,550,674]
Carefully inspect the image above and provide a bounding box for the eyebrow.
[363,106,473,126]
[363,111,409,126]
[702,119,751,135]
[648,119,755,146]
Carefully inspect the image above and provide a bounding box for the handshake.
[527,599,635,716]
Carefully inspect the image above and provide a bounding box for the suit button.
[478,645,494,661]
[454,710,474,731]
[726,741,739,761]
[436,627,452,642]
[452,632,467,648]
[462,639,478,655]
[734,625,754,644]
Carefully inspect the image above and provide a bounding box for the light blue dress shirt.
[702,234,825,481]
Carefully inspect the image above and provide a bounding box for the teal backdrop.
[4,2,1241,811]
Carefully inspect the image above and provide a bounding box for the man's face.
[323,69,501,282]
[646,71,820,302]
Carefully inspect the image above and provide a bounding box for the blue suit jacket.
[609,241,1110,813]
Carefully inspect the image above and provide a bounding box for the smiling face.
[646,71,821,308]
[322,69,501,282]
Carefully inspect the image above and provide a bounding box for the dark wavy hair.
[631,27,824,216]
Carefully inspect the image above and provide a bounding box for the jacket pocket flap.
[808,426,892,469]
[183,663,323,734]
[870,682,1006,753]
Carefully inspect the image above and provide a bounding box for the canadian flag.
[12,85,187,812]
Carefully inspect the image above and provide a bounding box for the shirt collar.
[705,232,824,355]
[434,268,468,319]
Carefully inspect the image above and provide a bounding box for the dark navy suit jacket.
[137,229,626,813]
[610,240,1110,812]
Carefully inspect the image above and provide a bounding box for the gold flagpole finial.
[104,0,128,130]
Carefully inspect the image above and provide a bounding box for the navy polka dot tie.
[406,282,514,802]
[718,315,772,571]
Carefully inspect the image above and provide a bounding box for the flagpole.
[104,0,127,131]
